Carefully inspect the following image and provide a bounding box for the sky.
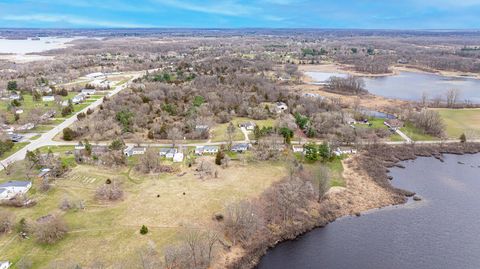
[0,0,479,29]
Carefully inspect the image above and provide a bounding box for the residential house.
[0,124,14,134]
[239,122,256,131]
[195,125,210,132]
[333,148,357,156]
[81,89,97,95]
[292,145,305,154]
[16,123,34,131]
[42,96,55,102]
[75,143,86,150]
[160,148,177,159]
[173,152,184,163]
[85,72,105,79]
[0,180,32,200]
[38,168,51,179]
[231,143,249,153]
[72,93,86,104]
[0,261,11,269]
[91,145,108,156]
[195,145,219,155]
[40,110,56,121]
[15,109,23,114]
[124,146,147,157]
[9,94,21,100]
[37,86,52,94]
[303,93,324,99]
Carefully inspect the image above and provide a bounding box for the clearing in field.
[435,108,480,138]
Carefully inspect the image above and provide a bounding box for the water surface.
[306,71,480,103]
[258,154,480,269]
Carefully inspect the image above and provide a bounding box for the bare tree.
[32,214,68,244]
[226,122,236,149]
[445,89,460,108]
[167,127,183,148]
[0,210,14,234]
[223,201,260,246]
[316,164,330,201]
[95,180,124,201]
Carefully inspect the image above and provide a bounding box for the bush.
[0,211,14,234]
[62,127,76,141]
[215,151,225,165]
[140,225,149,235]
[460,133,467,143]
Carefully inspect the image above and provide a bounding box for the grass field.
[210,117,277,142]
[0,159,286,268]
[0,142,30,160]
[435,108,480,138]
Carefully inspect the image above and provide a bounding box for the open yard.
[435,108,480,139]
[210,117,277,142]
[0,159,286,268]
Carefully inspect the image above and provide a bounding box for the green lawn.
[0,142,29,160]
[435,108,480,138]
[399,122,438,141]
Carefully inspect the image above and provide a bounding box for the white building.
[173,152,184,163]
[0,261,11,269]
[231,143,249,153]
[42,96,55,102]
[0,181,32,200]
[195,145,219,155]
[85,72,105,79]
[72,93,86,104]
[239,122,256,131]
[160,148,177,159]
[81,89,97,95]
[124,146,147,157]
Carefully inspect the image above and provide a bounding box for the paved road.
[0,72,143,168]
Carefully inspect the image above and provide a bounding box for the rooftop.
[0,180,31,188]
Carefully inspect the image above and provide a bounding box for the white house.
[231,143,249,153]
[85,72,105,79]
[81,89,97,95]
[239,122,256,131]
[14,109,23,114]
[72,93,86,104]
[195,145,219,155]
[292,145,305,154]
[9,94,20,100]
[42,96,55,102]
[173,152,184,163]
[75,143,86,150]
[333,148,357,156]
[124,146,146,157]
[0,181,32,200]
[160,148,177,159]
[0,261,11,269]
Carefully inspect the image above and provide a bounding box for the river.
[305,71,480,103]
[0,37,79,62]
[258,154,480,269]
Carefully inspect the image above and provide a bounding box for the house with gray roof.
[0,180,32,200]
[231,143,250,153]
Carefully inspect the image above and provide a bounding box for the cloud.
[2,14,153,28]
[153,0,258,16]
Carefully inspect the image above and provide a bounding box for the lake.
[305,71,480,103]
[0,37,79,62]
[258,154,480,269]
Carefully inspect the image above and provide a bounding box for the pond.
[258,154,480,269]
[306,71,480,103]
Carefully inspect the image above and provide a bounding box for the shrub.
[460,133,467,143]
[95,181,123,201]
[215,151,225,165]
[62,127,76,141]
[32,214,68,244]
[140,225,149,235]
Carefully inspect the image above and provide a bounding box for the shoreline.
[299,63,480,80]
[219,142,480,269]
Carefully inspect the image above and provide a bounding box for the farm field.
[435,108,480,138]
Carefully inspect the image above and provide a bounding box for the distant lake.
[0,37,77,54]
[306,71,480,103]
[258,154,480,269]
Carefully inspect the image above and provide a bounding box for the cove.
[258,153,480,269]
